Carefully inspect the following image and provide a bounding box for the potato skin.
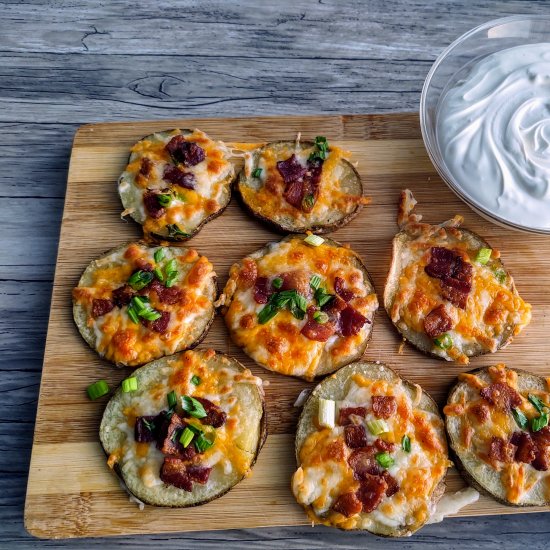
[100,350,267,508]
[293,361,449,536]
[235,140,364,234]
[445,366,550,507]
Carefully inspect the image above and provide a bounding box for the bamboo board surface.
[25,113,550,539]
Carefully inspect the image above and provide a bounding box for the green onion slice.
[475,248,492,264]
[153,267,164,282]
[512,408,529,430]
[494,268,507,284]
[258,303,278,324]
[167,390,177,410]
[127,305,139,324]
[87,380,109,400]
[154,248,165,263]
[179,427,195,448]
[195,433,215,453]
[272,277,283,290]
[191,374,201,386]
[313,311,329,324]
[310,275,322,290]
[181,395,207,419]
[140,309,162,321]
[303,194,315,209]
[121,377,138,393]
[157,193,172,207]
[402,434,411,453]
[318,398,335,428]
[128,270,154,290]
[166,224,190,239]
[252,168,263,178]
[532,413,549,432]
[375,452,394,469]
[528,394,547,414]
[314,287,333,308]
[367,419,389,436]
[304,234,324,247]
[434,333,453,350]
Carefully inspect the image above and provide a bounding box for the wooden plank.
[25,113,550,539]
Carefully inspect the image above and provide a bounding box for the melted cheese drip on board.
[106,349,263,488]
[120,129,233,234]
[444,364,550,504]
[223,238,378,379]
[391,233,531,363]
[73,243,215,365]
[292,373,449,530]
[241,143,365,224]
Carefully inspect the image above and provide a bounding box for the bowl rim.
[420,14,550,235]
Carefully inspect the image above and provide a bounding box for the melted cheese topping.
[73,243,216,366]
[119,129,233,236]
[240,142,366,226]
[222,237,378,379]
[105,349,263,489]
[292,372,450,531]
[390,230,531,363]
[444,364,550,504]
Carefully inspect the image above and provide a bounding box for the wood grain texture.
[24,113,550,539]
[4,0,550,547]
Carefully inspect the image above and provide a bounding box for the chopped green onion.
[402,434,411,453]
[195,433,215,453]
[186,424,204,435]
[154,248,165,263]
[153,267,164,281]
[86,380,109,400]
[367,419,389,436]
[181,395,207,419]
[475,248,492,265]
[127,305,139,324]
[290,302,306,320]
[303,194,315,209]
[375,452,394,469]
[304,234,324,247]
[167,390,177,410]
[157,193,172,207]
[258,303,279,324]
[132,296,147,312]
[512,408,529,430]
[121,377,138,393]
[165,259,177,273]
[294,293,307,313]
[166,223,190,239]
[528,394,547,414]
[531,413,549,432]
[314,287,333,308]
[310,275,322,290]
[191,374,201,386]
[165,272,178,287]
[313,311,329,324]
[494,268,507,284]
[140,309,162,321]
[128,270,154,290]
[179,427,195,448]
[252,168,263,178]
[434,333,453,350]
[318,398,335,428]
[272,277,283,290]
[315,136,328,146]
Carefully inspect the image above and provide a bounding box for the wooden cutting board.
[25,113,550,539]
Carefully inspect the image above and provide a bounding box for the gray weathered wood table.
[2,1,549,547]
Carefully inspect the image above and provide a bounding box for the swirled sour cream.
[436,43,550,230]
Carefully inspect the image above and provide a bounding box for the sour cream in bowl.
[421,16,550,234]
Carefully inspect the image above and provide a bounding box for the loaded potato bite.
[384,190,531,363]
[100,349,266,507]
[292,361,450,535]
[118,129,234,241]
[219,234,378,380]
[73,241,216,367]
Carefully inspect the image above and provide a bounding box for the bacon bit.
[280,269,312,298]
[134,415,157,443]
[277,154,307,185]
[469,402,490,424]
[277,154,323,212]
[372,396,397,419]
[510,432,536,464]
[165,135,205,166]
[141,310,170,333]
[424,304,453,338]
[382,471,399,497]
[163,165,196,189]
[112,284,136,307]
[338,407,368,426]
[338,306,368,337]
[334,276,355,302]
[253,276,273,304]
[186,465,212,484]
[532,426,550,471]
[139,157,153,176]
[192,397,227,428]
[374,439,396,453]
[143,190,166,219]
[150,279,182,305]
[237,258,258,290]
[160,457,193,491]
[158,414,198,460]
[488,436,516,464]
[348,446,382,478]
[332,492,363,517]
[301,306,337,342]
[344,425,368,449]
[480,382,522,411]
[356,474,388,513]
[91,298,114,318]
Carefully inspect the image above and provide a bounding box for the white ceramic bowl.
[420,15,550,234]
